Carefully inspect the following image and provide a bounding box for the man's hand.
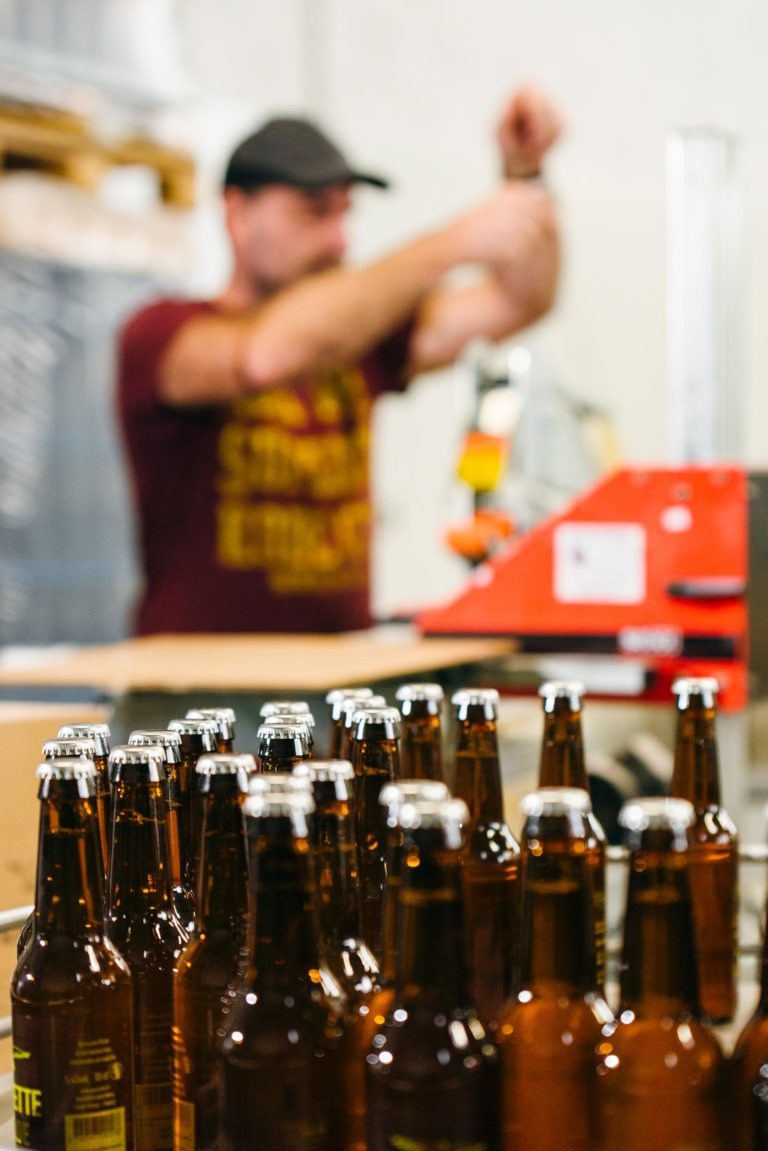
[450,180,558,270]
[496,85,563,180]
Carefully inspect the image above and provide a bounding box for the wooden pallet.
[0,99,196,207]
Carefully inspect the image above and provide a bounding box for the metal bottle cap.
[351,706,402,741]
[618,796,695,834]
[128,729,183,764]
[520,786,593,818]
[395,683,444,703]
[36,756,97,783]
[108,745,167,783]
[671,677,720,709]
[341,694,387,727]
[196,753,256,776]
[538,680,585,711]
[186,707,237,741]
[244,773,315,823]
[42,738,97,761]
[326,687,374,720]
[260,700,314,720]
[167,718,220,751]
[397,796,469,849]
[292,759,355,784]
[257,719,311,758]
[450,688,499,720]
[379,779,450,814]
[57,723,111,757]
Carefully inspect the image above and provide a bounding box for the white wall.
[176,0,768,616]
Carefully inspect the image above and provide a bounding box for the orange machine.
[419,467,757,712]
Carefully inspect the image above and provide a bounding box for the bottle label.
[173,1097,195,1151]
[64,1108,126,1151]
[13,1022,129,1151]
[135,1083,173,1151]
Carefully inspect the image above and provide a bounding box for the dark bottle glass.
[326,688,375,758]
[128,728,194,928]
[367,795,501,1151]
[339,694,387,763]
[350,705,402,961]
[107,745,189,1151]
[57,721,112,864]
[452,688,520,1026]
[12,757,134,1151]
[167,717,219,918]
[15,739,108,961]
[669,676,738,1024]
[260,699,316,751]
[294,758,380,1151]
[217,776,348,1151]
[173,753,251,1151]
[257,717,311,772]
[186,707,238,753]
[395,682,446,781]
[44,737,108,881]
[356,780,453,1097]
[536,680,607,992]
[497,787,613,1151]
[731,891,768,1151]
[598,797,725,1151]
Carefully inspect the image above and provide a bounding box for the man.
[118,87,561,635]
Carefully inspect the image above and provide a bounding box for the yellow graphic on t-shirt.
[215,368,373,594]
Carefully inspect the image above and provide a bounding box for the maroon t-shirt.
[117,298,410,635]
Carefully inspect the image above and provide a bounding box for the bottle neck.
[246,814,323,990]
[670,706,722,810]
[519,837,597,996]
[453,719,503,824]
[310,783,363,946]
[537,706,590,791]
[34,781,105,938]
[195,778,249,936]
[620,838,700,1017]
[396,827,469,1007]
[108,775,175,918]
[401,710,444,781]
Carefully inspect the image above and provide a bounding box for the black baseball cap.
[223,116,390,193]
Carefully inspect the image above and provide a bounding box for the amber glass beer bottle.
[173,753,252,1151]
[217,776,348,1151]
[339,694,387,762]
[168,717,219,910]
[395,682,446,781]
[326,688,375,757]
[41,737,107,881]
[367,795,501,1150]
[260,699,316,750]
[669,676,738,1024]
[12,757,134,1151]
[128,727,194,927]
[349,705,401,961]
[107,745,188,1151]
[598,797,725,1151]
[294,758,380,1151]
[57,721,112,861]
[731,894,768,1151]
[452,688,520,1025]
[536,681,607,992]
[257,717,311,772]
[186,707,238,753]
[497,787,612,1151]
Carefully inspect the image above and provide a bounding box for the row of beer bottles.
[17,672,739,1026]
[13,737,758,1151]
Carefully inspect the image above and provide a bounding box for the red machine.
[419,467,752,711]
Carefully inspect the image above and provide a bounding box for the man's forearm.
[239,226,460,389]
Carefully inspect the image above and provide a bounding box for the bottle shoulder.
[600,1011,723,1068]
[366,1004,496,1077]
[12,936,131,1003]
[496,990,613,1049]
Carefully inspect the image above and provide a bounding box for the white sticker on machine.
[553,522,646,604]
